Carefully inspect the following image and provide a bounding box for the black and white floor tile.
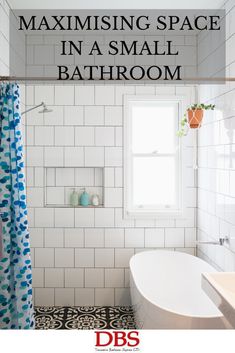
[34,306,136,330]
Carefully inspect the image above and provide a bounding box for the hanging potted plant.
[177,103,215,137]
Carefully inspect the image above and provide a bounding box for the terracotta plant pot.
[187,109,204,128]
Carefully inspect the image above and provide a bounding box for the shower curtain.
[0,83,34,329]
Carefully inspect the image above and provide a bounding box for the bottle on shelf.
[91,194,100,206]
[79,188,90,207]
[70,188,79,207]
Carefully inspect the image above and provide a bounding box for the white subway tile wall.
[25,83,196,306]
[197,0,235,271]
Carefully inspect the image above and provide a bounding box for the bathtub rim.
[129,249,224,320]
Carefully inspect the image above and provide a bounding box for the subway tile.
[95,208,115,227]
[26,86,34,105]
[44,106,64,125]
[35,126,54,145]
[27,187,44,207]
[55,85,74,105]
[26,126,34,145]
[35,45,54,65]
[55,127,75,146]
[45,268,64,287]
[56,168,75,186]
[115,249,135,268]
[46,187,64,205]
[35,167,44,187]
[35,85,54,105]
[105,188,123,207]
[64,106,84,125]
[84,106,104,125]
[85,147,104,167]
[55,288,75,306]
[75,127,94,146]
[104,168,115,187]
[135,85,155,95]
[165,228,185,247]
[105,147,122,166]
[125,229,145,248]
[105,269,124,288]
[55,248,74,267]
[26,147,43,166]
[35,248,54,268]
[95,127,115,146]
[105,106,123,126]
[75,168,94,186]
[75,249,94,267]
[75,86,95,105]
[30,228,44,248]
[75,288,95,306]
[64,147,84,167]
[94,168,103,186]
[115,127,123,146]
[27,208,35,228]
[95,249,114,267]
[185,228,196,247]
[145,228,165,247]
[25,167,34,187]
[105,228,125,248]
[64,228,84,247]
[85,228,104,248]
[95,289,114,306]
[115,288,131,306]
[124,269,130,288]
[75,208,94,227]
[95,86,115,105]
[32,268,44,287]
[44,228,64,248]
[55,208,74,228]
[46,168,56,186]
[65,269,84,287]
[35,208,54,227]
[85,269,104,288]
[35,288,54,306]
[45,147,64,167]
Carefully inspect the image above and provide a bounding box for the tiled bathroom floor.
[34,306,136,330]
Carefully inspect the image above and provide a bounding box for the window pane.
[132,103,177,153]
[133,157,176,207]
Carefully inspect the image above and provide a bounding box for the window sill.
[124,209,185,220]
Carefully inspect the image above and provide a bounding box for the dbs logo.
[95,331,140,347]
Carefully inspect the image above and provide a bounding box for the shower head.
[38,103,53,114]
[21,102,53,116]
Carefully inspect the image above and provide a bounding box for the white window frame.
[124,95,186,219]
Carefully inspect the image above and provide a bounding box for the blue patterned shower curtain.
[0,83,34,329]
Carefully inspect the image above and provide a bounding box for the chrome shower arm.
[21,102,44,116]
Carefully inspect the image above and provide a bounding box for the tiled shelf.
[44,167,104,208]
[45,205,104,208]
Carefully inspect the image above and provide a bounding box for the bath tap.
[196,236,229,246]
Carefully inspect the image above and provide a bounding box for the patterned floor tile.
[34,306,136,330]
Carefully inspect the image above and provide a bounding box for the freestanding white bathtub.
[130,250,229,329]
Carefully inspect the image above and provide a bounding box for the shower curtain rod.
[0,76,234,82]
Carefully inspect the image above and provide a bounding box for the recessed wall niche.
[45,167,104,207]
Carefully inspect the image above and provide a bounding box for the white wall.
[197,0,235,270]
[25,83,197,306]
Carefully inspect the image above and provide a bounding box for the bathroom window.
[124,95,183,218]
